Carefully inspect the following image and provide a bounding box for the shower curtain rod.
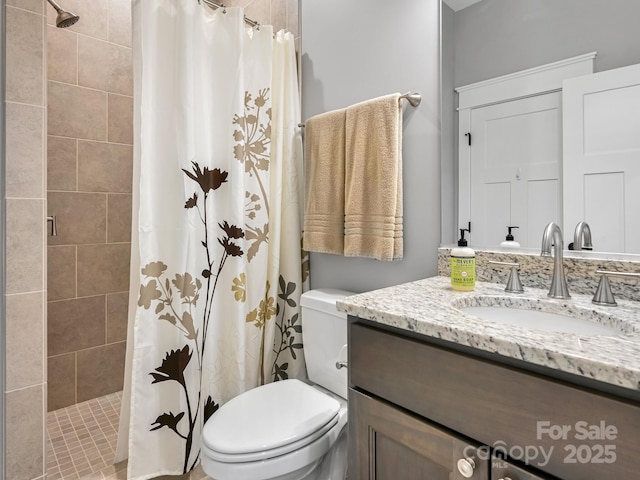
[200,0,260,28]
[297,92,422,128]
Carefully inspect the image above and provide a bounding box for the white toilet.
[201,288,353,480]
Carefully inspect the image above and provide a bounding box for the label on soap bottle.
[451,256,476,290]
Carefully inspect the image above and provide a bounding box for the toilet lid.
[202,379,340,456]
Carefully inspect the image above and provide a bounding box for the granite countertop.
[337,276,640,392]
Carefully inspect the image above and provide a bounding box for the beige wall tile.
[5,0,47,474]
[78,141,133,193]
[47,353,77,411]
[47,136,77,191]
[77,35,109,91]
[107,194,132,243]
[6,199,44,295]
[48,81,107,141]
[46,0,108,40]
[77,243,131,296]
[48,192,107,245]
[107,292,129,343]
[7,0,44,14]
[287,0,299,38]
[78,36,132,95]
[225,0,254,9]
[47,25,78,85]
[108,0,132,47]
[6,6,44,105]
[271,0,287,33]
[108,94,133,144]
[48,245,77,301]
[77,342,126,402]
[48,295,106,356]
[108,43,133,95]
[5,102,45,198]
[6,292,45,391]
[6,385,45,480]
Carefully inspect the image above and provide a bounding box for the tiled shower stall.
[3,0,299,477]
[46,0,132,412]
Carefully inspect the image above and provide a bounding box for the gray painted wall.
[301,0,441,293]
[441,3,456,245]
[453,0,640,87]
[1,1,5,474]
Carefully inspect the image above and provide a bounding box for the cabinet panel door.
[563,63,640,253]
[349,388,489,480]
[468,92,562,248]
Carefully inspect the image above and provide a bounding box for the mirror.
[441,0,640,254]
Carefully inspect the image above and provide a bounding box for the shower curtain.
[116,1,307,478]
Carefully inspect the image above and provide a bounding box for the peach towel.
[302,108,346,255]
[344,93,403,260]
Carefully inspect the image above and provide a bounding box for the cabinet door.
[492,458,552,479]
[467,92,562,248]
[563,63,640,253]
[349,388,489,480]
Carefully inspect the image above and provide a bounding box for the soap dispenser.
[451,228,476,291]
[500,226,520,248]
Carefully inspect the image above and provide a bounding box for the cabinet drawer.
[349,322,640,479]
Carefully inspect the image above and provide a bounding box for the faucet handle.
[593,270,640,307]
[489,261,524,293]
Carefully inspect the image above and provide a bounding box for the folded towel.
[302,108,347,255]
[344,93,403,260]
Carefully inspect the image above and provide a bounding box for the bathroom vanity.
[338,277,640,479]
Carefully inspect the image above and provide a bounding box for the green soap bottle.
[451,228,475,291]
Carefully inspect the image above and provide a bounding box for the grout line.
[6,4,45,16]
[46,134,134,147]
[47,190,133,195]
[105,192,110,244]
[74,352,78,406]
[105,290,110,344]
[76,32,79,87]
[75,138,79,192]
[74,244,78,298]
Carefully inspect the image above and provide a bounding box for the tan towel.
[302,108,346,255]
[344,93,403,260]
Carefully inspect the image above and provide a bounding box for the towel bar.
[298,91,421,127]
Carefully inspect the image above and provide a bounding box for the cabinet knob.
[496,478,513,480]
[457,457,475,478]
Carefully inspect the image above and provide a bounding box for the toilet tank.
[301,289,354,400]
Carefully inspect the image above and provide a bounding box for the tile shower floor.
[46,391,210,480]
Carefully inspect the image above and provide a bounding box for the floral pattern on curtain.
[120,1,306,478]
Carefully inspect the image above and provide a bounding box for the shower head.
[47,0,80,28]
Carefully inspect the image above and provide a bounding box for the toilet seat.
[204,413,339,463]
[202,401,347,480]
[202,379,341,463]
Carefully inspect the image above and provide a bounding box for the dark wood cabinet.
[350,388,489,479]
[348,321,640,479]
[492,458,550,479]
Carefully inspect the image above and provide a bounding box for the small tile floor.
[46,391,210,480]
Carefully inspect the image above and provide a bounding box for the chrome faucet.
[573,221,593,251]
[541,222,571,299]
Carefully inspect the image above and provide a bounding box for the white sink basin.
[461,306,621,336]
